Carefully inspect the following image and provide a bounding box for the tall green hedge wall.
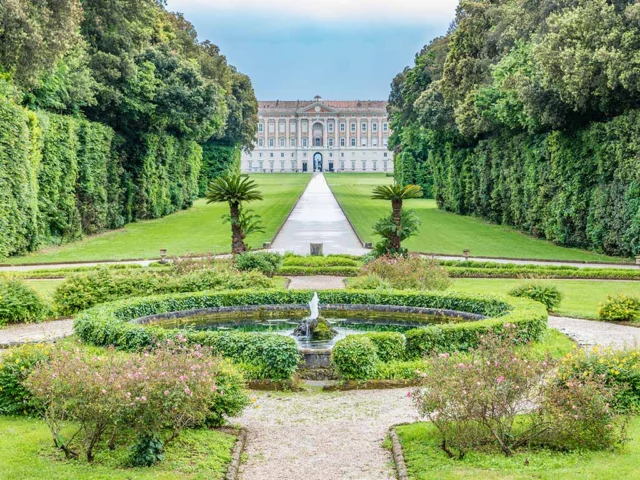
[0,98,203,258]
[198,142,241,196]
[431,111,640,257]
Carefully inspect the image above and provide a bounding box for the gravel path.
[0,319,73,348]
[235,388,418,480]
[287,275,346,290]
[549,316,640,349]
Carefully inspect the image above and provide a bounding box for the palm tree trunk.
[229,202,246,254]
[391,199,402,251]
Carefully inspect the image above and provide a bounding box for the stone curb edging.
[225,427,248,480]
[389,426,409,480]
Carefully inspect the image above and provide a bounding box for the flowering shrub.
[346,275,391,291]
[24,341,246,464]
[598,294,640,322]
[559,346,640,412]
[412,329,628,458]
[0,343,51,415]
[0,279,49,325]
[507,283,562,311]
[360,254,451,291]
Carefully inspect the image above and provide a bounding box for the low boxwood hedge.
[74,289,546,381]
[278,266,360,277]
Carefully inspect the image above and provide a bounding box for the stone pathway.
[429,254,639,269]
[235,388,417,480]
[270,173,368,256]
[0,319,73,348]
[287,275,346,290]
[549,316,640,349]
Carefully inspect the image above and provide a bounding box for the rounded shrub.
[598,294,640,322]
[0,279,49,326]
[364,332,406,362]
[332,335,379,380]
[0,343,52,415]
[235,252,283,277]
[508,283,562,311]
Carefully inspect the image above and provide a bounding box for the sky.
[166,1,458,101]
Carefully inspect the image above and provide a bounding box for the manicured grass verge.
[324,173,625,263]
[0,416,236,480]
[23,279,64,301]
[394,417,640,480]
[4,174,311,265]
[450,278,640,320]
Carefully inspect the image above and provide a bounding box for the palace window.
[340,138,345,147]
[290,138,296,147]
[258,123,263,133]
[350,138,356,147]
[373,161,377,171]
[268,122,275,133]
[383,123,388,132]
[350,123,356,132]
[373,138,378,147]
[340,161,345,170]
[383,137,388,147]
[269,160,274,170]
[280,137,285,147]
[279,122,285,133]
[315,137,321,147]
[340,123,345,132]
[329,152,333,157]
[291,160,296,170]
[302,122,308,133]
[351,161,356,170]
[258,138,264,147]
[270,153,274,157]
[281,160,285,170]
[383,161,388,171]
[281,152,284,158]
[259,160,264,169]
[259,153,263,157]
[341,152,344,157]
[329,138,334,147]
[269,138,274,147]
[302,138,308,147]
[372,122,377,133]
[384,152,388,157]
[290,121,296,132]
[362,160,366,171]
[328,122,334,133]
[248,160,253,170]
[361,138,367,147]
[361,122,367,132]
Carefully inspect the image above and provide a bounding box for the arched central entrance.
[313,152,323,172]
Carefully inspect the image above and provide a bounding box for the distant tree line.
[0,0,257,258]
[389,0,640,257]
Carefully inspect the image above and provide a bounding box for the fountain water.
[293,292,338,340]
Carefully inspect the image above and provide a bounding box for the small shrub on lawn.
[24,340,247,464]
[235,252,283,277]
[360,254,451,291]
[412,328,627,458]
[332,336,378,380]
[598,294,640,322]
[0,279,49,326]
[507,283,563,311]
[347,275,391,291]
[559,346,640,412]
[0,343,52,415]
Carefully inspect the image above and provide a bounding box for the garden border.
[389,425,409,480]
[225,427,248,480]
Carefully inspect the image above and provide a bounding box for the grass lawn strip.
[395,417,640,480]
[0,416,236,480]
[324,173,623,263]
[4,174,311,265]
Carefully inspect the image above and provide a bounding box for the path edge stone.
[389,425,410,480]
[225,427,248,480]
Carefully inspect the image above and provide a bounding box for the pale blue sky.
[166,1,457,100]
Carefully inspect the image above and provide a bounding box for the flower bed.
[74,289,547,381]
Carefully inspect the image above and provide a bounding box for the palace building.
[241,96,394,173]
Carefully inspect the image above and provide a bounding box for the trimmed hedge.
[332,336,378,380]
[73,289,546,380]
[363,332,406,362]
[444,264,640,280]
[278,266,360,277]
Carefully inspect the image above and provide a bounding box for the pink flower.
[164,390,170,396]
[141,396,147,402]
[406,391,411,398]
[184,387,192,396]
[101,389,106,394]
[438,353,450,358]
[496,376,505,384]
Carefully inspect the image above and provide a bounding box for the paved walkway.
[236,388,417,480]
[0,319,73,348]
[287,275,347,290]
[270,173,368,256]
[549,316,640,348]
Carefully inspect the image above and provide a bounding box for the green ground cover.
[0,416,235,480]
[450,278,640,320]
[24,280,64,300]
[4,174,310,265]
[325,174,624,263]
[395,417,640,480]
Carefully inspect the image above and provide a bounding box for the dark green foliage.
[235,252,283,277]
[0,279,49,326]
[508,283,563,312]
[0,343,51,415]
[204,360,248,427]
[198,143,241,196]
[332,336,379,380]
[282,254,361,268]
[129,434,164,467]
[363,332,406,362]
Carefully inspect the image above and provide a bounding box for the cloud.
[169,0,458,24]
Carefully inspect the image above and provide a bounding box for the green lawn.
[450,278,640,320]
[24,279,64,300]
[0,416,235,479]
[395,417,640,480]
[4,174,311,265]
[325,173,624,263]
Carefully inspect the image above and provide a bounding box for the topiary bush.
[507,283,563,311]
[363,332,406,362]
[332,335,379,380]
[0,279,49,326]
[235,252,283,277]
[0,343,52,415]
[598,294,640,322]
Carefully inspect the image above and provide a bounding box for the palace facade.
[241,96,394,173]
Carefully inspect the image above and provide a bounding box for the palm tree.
[371,183,423,251]
[206,173,263,254]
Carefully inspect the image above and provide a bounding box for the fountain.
[292,292,338,341]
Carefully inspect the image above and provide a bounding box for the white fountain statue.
[293,292,337,340]
[308,292,319,320]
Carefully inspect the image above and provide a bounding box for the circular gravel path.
[235,388,418,480]
[0,319,73,349]
[549,316,640,349]
[287,275,347,290]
